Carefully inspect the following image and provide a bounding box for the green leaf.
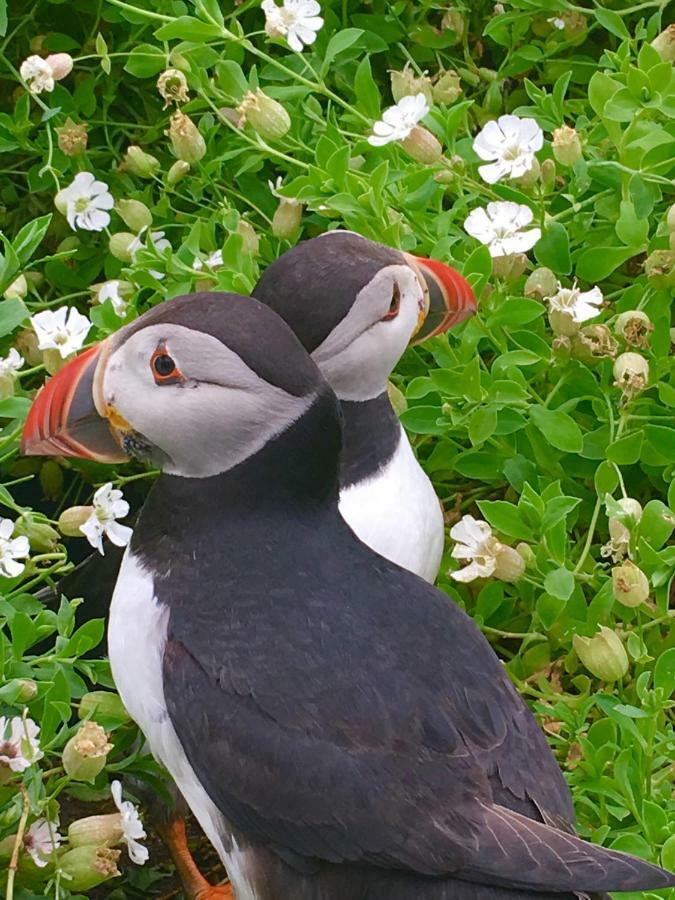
[154,16,223,41]
[637,500,674,550]
[533,222,571,274]
[322,28,364,69]
[453,450,505,480]
[124,43,167,78]
[0,0,6,37]
[606,431,643,464]
[530,406,583,453]
[662,834,675,873]
[654,647,675,697]
[588,72,623,117]
[0,298,29,338]
[594,8,630,39]
[488,298,544,328]
[12,214,52,265]
[615,200,648,248]
[463,244,492,296]
[595,461,619,495]
[354,56,380,118]
[544,567,575,601]
[399,405,445,435]
[476,499,534,541]
[537,593,565,629]
[644,425,675,462]
[575,246,636,281]
[468,406,497,445]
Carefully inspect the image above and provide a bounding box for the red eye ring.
[382,283,401,321]
[150,345,184,385]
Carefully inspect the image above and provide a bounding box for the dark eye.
[154,354,176,377]
[382,284,401,321]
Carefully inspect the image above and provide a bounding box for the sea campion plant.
[0,0,674,896]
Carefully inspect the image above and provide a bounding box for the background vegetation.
[0,0,673,896]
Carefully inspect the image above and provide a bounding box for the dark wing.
[160,555,675,893]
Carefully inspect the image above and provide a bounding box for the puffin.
[22,293,675,900]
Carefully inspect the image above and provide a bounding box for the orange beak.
[406,255,476,344]
[21,343,128,463]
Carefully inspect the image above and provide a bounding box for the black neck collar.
[338,393,401,489]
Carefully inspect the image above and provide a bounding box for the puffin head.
[21,293,324,479]
[253,231,475,401]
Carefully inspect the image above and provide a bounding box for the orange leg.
[154,815,233,899]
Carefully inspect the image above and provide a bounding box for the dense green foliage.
[0,0,674,896]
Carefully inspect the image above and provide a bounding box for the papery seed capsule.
[612,561,650,608]
[552,125,582,167]
[121,146,160,179]
[62,721,113,781]
[116,199,152,233]
[59,506,94,537]
[237,90,291,142]
[573,626,629,681]
[400,126,443,164]
[390,65,433,105]
[169,111,206,163]
[59,845,121,891]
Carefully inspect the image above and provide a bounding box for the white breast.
[107,550,256,900]
[338,427,444,582]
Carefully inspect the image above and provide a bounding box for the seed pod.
[63,721,113,781]
[613,352,649,396]
[644,249,675,288]
[169,111,206,163]
[109,232,136,263]
[612,561,649,608]
[492,546,526,582]
[651,24,675,62]
[272,197,303,240]
[40,460,64,500]
[552,125,582,167]
[3,274,27,301]
[166,160,190,185]
[441,9,465,43]
[116,199,152,233]
[68,814,123,849]
[614,310,653,349]
[571,324,618,364]
[237,90,291,143]
[548,308,579,338]
[390,64,433,105]
[121,146,160,179]
[4,678,38,702]
[14,517,60,553]
[432,69,462,104]
[58,506,94,537]
[156,68,189,107]
[59,846,121,891]
[492,253,528,282]
[400,126,443,164]
[573,627,629,682]
[236,220,260,257]
[540,158,556,193]
[56,118,88,156]
[524,267,557,300]
[43,348,66,375]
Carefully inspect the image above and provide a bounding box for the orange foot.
[154,815,233,899]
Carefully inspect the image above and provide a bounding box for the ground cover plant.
[0,0,674,896]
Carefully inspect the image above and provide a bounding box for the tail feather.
[458,803,675,894]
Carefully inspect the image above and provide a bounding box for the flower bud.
[79,691,131,723]
[40,460,63,500]
[492,545,526,582]
[491,253,527,282]
[43,348,67,375]
[540,158,556,193]
[431,69,462,105]
[644,249,675,289]
[59,846,121,891]
[272,197,303,240]
[441,9,465,43]
[68,814,123,849]
[56,118,88,156]
[59,506,94,537]
[120,145,160,179]
[651,24,675,62]
[220,106,244,128]
[483,79,504,115]
[516,542,536,568]
[3,678,38,702]
[15,329,42,366]
[116,199,152,233]
[63,721,112,781]
[400,126,443,164]
[169,111,206,163]
[46,53,73,81]
[667,204,675,233]
[548,308,579,338]
[3,274,28,301]
[524,266,557,299]
[237,90,291,143]
[612,561,650,608]
[236,220,260,257]
[613,352,649,396]
[615,310,653,349]
[166,159,190,185]
[573,627,629,682]
[571,324,618,364]
[156,68,189,108]
[390,64,433,105]
[108,232,136,263]
[14,517,60,553]
[54,188,69,216]
[552,125,582,167]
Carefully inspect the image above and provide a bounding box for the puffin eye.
[150,347,183,385]
[382,284,401,321]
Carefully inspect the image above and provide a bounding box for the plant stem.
[6,784,30,900]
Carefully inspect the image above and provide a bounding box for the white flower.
[449,515,503,583]
[20,56,54,94]
[473,115,543,184]
[57,172,114,232]
[24,819,61,867]
[129,229,171,280]
[192,249,224,272]
[96,280,128,317]
[111,780,148,865]
[548,16,565,29]
[31,307,91,358]
[601,518,632,563]
[464,201,541,258]
[0,519,30,578]
[0,348,24,380]
[0,716,43,772]
[80,483,133,556]
[368,93,430,147]
[546,281,603,323]
[262,0,323,52]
